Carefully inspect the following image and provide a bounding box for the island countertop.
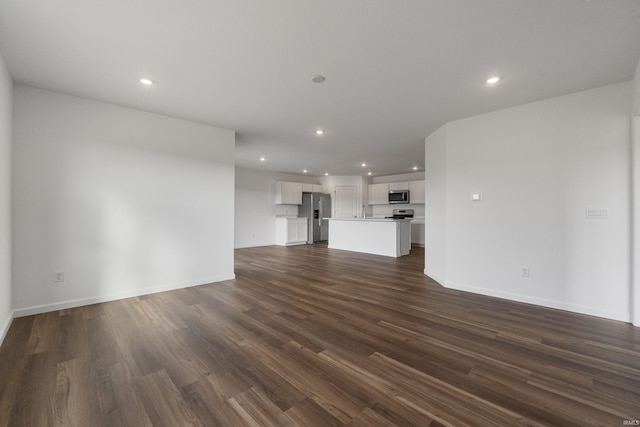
[327,217,412,222]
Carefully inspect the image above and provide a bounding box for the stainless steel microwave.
[389,190,410,204]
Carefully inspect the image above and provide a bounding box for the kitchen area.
[273,176,425,257]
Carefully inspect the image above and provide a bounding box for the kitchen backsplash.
[371,204,425,218]
[273,204,299,217]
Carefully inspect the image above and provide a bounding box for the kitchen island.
[327,218,411,257]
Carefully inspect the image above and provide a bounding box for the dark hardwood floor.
[1,244,639,426]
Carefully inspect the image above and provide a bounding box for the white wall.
[424,124,447,283]
[634,116,640,326]
[633,55,640,325]
[12,85,236,315]
[371,171,425,184]
[634,56,640,116]
[0,52,12,344]
[235,168,278,248]
[234,167,322,248]
[425,82,632,322]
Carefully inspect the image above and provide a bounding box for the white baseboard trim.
[0,311,14,347]
[234,242,276,249]
[445,280,631,323]
[423,269,445,286]
[13,273,236,318]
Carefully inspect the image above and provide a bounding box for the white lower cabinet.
[411,221,425,246]
[328,218,411,257]
[275,218,308,246]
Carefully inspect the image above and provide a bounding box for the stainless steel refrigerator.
[299,192,331,243]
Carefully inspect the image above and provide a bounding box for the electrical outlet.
[55,271,64,283]
[521,267,530,277]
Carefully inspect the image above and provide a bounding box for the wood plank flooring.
[1,244,640,426]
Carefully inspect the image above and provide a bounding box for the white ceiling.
[1,0,639,177]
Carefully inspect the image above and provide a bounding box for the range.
[385,209,414,220]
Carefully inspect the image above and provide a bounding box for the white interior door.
[334,185,359,218]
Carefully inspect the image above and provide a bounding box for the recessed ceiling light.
[486,76,500,84]
[413,166,419,170]
[139,78,154,85]
[361,163,367,167]
[316,129,325,135]
[259,157,266,161]
[311,75,326,83]
[324,172,329,176]
[303,169,308,173]
[367,172,372,176]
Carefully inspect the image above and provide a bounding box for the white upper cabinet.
[368,180,425,205]
[274,181,303,205]
[302,183,323,193]
[409,180,425,204]
[368,183,389,205]
[388,182,409,191]
[275,217,308,245]
[411,221,425,245]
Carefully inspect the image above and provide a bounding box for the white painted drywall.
[634,56,640,116]
[425,82,632,322]
[235,168,279,248]
[424,124,447,284]
[633,116,640,327]
[0,52,12,344]
[632,57,640,327]
[12,85,236,315]
[371,172,425,184]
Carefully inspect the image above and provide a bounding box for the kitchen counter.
[332,217,412,222]
[327,218,411,257]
